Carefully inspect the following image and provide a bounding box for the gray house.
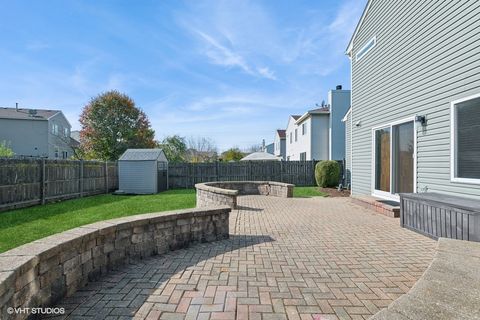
[118,149,168,194]
[0,106,73,158]
[328,86,351,160]
[273,129,286,160]
[346,0,480,201]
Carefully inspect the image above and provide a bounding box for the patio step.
[350,195,400,218]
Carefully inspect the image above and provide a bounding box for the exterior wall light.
[415,115,427,126]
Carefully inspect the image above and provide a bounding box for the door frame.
[371,116,417,201]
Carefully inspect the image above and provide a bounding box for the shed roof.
[119,149,167,162]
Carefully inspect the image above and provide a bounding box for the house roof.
[119,149,167,162]
[70,130,80,143]
[0,107,60,120]
[346,0,372,56]
[276,129,286,139]
[291,115,301,120]
[295,107,330,124]
[240,152,281,161]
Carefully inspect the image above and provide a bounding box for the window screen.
[455,97,480,179]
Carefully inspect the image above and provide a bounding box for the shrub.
[315,160,340,187]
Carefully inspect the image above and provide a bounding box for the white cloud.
[257,67,277,80]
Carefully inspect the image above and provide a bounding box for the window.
[295,129,298,141]
[451,95,480,182]
[300,152,307,161]
[64,127,69,137]
[290,132,292,143]
[356,36,376,61]
[51,123,58,135]
[302,123,307,135]
[62,151,68,159]
[54,148,59,158]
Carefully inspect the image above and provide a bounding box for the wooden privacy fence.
[0,158,118,212]
[168,160,344,189]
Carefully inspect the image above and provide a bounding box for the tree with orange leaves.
[79,90,156,160]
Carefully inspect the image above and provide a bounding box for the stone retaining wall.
[370,238,480,319]
[195,181,294,209]
[0,206,230,320]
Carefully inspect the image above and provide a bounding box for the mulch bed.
[319,187,351,197]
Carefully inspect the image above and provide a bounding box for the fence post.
[311,160,316,186]
[280,161,283,182]
[79,160,84,197]
[105,161,109,193]
[40,159,46,205]
[216,161,219,181]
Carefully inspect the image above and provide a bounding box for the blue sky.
[0,0,366,151]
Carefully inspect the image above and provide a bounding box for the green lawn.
[293,186,327,198]
[0,189,196,253]
[0,186,325,253]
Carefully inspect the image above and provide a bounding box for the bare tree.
[186,137,218,163]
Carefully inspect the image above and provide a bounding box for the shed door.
[157,162,168,192]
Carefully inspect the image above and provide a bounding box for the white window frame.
[450,93,480,185]
[371,116,417,201]
[355,36,376,62]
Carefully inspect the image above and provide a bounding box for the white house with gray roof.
[346,0,480,201]
[0,106,73,158]
[285,86,350,161]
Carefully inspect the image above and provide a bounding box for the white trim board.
[371,116,418,201]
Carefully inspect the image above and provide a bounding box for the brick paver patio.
[53,196,436,320]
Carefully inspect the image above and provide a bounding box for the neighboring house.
[265,142,274,155]
[328,85,351,160]
[286,110,329,161]
[273,129,286,160]
[346,1,480,200]
[0,106,73,158]
[285,86,350,162]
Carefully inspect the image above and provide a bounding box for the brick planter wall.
[195,181,294,209]
[0,206,230,320]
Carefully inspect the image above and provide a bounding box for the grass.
[293,186,327,198]
[0,189,196,253]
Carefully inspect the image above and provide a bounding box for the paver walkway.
[53,196,436,320]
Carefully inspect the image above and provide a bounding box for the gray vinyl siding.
[344,111,352,186]
[351,0,480,199]
[0,119,48,157]
[311,115,329,161]
[48,113,73,159]
[329,90,351,161]
[119,160,158,194]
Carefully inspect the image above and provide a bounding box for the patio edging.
[195,181,294,209]
[0,206,230,320]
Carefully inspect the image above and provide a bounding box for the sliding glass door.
[373,120,415,198]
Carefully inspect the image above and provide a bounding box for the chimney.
[262,139,265,152]
[15,102,18,112]
[336,85,342,90]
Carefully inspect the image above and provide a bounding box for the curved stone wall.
[370,238,480,319]
[0,206,230,320]
[195,181,294,209]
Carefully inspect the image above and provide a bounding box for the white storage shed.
[118,149,168,194]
